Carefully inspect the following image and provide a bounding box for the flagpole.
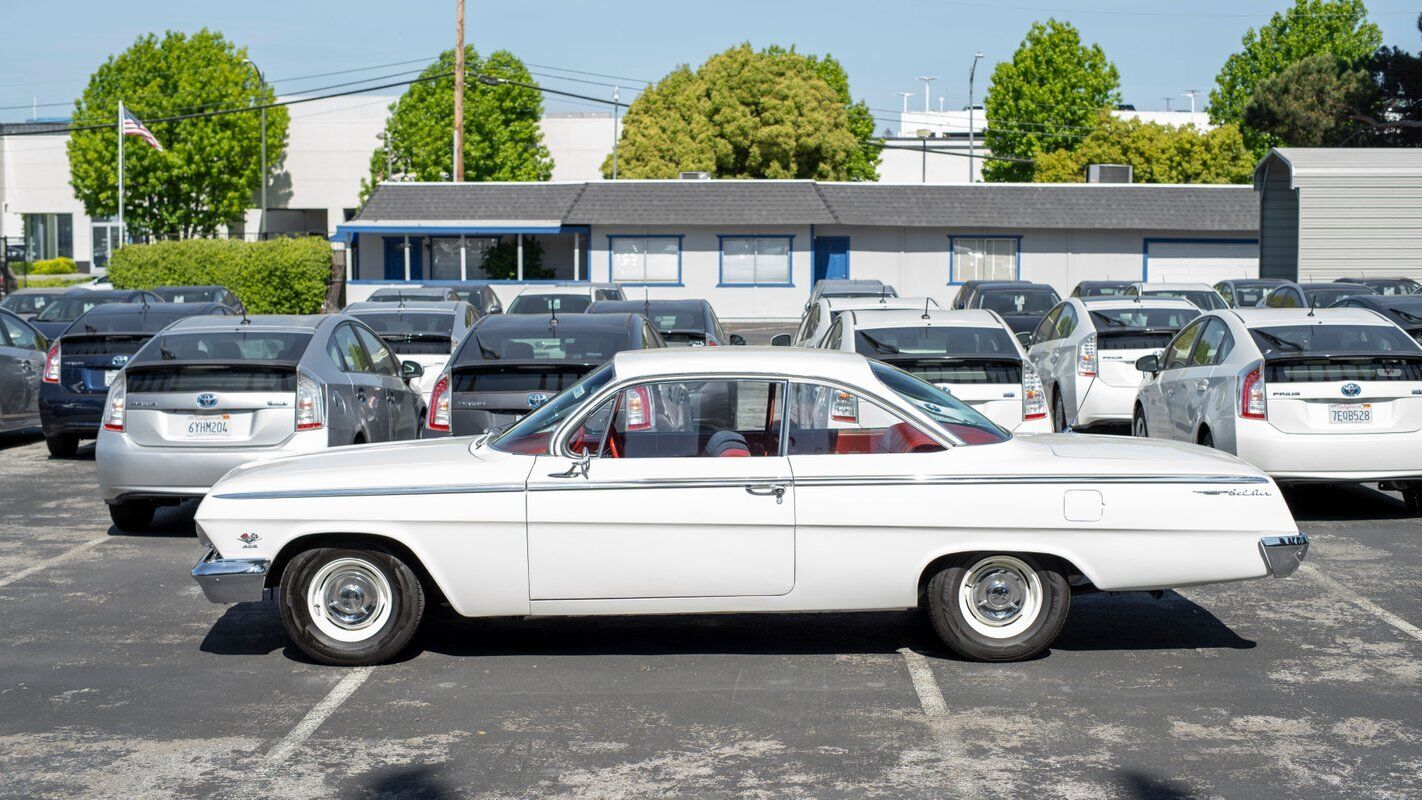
[117,101,125,248]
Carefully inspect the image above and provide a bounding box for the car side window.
[354,326,399,377]
[332,324,373,372]
[825,318,844,350]
[1188,318,1230,367]
[1269,289,1299,309]
[1054,304,1077,339]
[592,380,785,458]
[802,305,820,341]
[1,314,40,350]
[1163,320,1204,370]
[1216,285,1233,306]
[786,382,944,456]
[1033,307,1061,344]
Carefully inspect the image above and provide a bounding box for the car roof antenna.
[880,286,888,304]
[644,288,650,319]
[549,302,558,330]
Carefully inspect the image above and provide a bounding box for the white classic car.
[192,348,1309,666]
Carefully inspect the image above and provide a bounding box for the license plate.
[103,370,118,387]
[185,414,232,438]
[1328,403,1372,424]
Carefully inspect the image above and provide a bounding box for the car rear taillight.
[831,389,859,423]
[43,342,61,383]
[102,378,126,432]
[295,373,325,431]
[625,385,653,430]
[1239,364,1266,420]
[427,374,451,432]
[1022,365,1047,421]
[1076,333,1097,377]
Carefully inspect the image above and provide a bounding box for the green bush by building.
[30,257,78,274]
[108,238,331,314]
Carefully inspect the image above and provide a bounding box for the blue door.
[383,237,424,281]
[813,237,850,285]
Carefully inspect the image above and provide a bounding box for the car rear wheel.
[925,553,1070,662]
[1132,408,1148,438]
[1051,392,1068,433]
[1404,485,1422,515]
[1199,429,1215,449]
[108,500,155,532]
[45,434,77,458]
[279,547,425,666]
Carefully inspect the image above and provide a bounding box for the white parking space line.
[266,667,373,761]
[898,647,981,794]
[0,535,109,589]
[1298,564,1422,644]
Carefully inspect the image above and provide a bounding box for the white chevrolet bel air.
[192,347,1309,666]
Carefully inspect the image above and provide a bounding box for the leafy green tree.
[67,30,288,239]
[1210,0,1382,153]
[365,47,551,196]
[608,44,876,180]
[1033,113,1255,184]
[1242,54,1378,147]
[1364,42,1422,146]
[982,20,1119,182]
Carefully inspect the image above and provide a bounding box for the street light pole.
[968,52,983,183]
[244,59,267,240]
[611,85,620,180]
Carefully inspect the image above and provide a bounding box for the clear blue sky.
[3,0,1420,124]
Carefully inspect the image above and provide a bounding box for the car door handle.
[745,483,787,504]
[1195,380,1209,390]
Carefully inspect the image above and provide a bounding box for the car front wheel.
[925,553,1070,662]
[1132,409,1148,438]
[279,547,425,666]
[45,434,77,458]
[108,500,155,532]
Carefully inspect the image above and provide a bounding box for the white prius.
[1132,307,1422,510]
[192,348,1308,666]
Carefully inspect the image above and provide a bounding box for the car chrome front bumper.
[192,547,269,604]
[1259,534,1309,578]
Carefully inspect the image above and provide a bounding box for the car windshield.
[491,363,615,453]
[355,312,453,340]
[465,328,628,360]
[1143,290,1226,311]
[1231,286,1274,307]
[35,296,125,322]
[155,288,223,303]
[1,293,57,314]
[1079,284,1129,297]
[855,326,1018,356]
[870,362,1010,445]
[979,290,1059,315]
[507,294,592,315]
[1308,287,1370,306]
[1088,307,1200,331]
[1249,325,1422,356]
[132,331,313,363]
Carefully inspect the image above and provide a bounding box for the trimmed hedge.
[108,238,331,314]
[31,257,78,274]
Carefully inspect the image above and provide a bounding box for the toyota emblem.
[196,392,218,409]
[526,392,551,409]
[1341,383,1361,397]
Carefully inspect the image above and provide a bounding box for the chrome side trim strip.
[211,483,526,500]
[790,474,1271,487]
[529,477,794,492]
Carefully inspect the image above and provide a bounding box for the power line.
[266,56,439,84]
[863,139,1033,163]
[523,62,651,86]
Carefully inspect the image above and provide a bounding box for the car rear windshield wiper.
[1253,330,1305,352]
[1089,311,1129,328]
[1392,308,1422,324]
[855,331,901,354]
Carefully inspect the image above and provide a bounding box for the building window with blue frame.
[951,236,1019,283]
[720,236,792,286]
[610,236,681,284]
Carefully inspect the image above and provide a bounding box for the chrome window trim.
[790,474,1271,487]
[211,483,526,500]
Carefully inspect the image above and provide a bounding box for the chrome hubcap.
[971,569,1028,624]
[309,558,389,633]
[958,555,1043,637]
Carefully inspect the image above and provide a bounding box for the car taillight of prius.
[427,374,451,432]
[295,373,325,431]
[1022,364,1047,421]
[1239,363,1266,420]
[43,342,61,383]
[102,378,126,432]
[1076,333,1097,377]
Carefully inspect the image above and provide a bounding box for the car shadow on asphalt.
[1051,590,1254,652]
[0,430,43,451]
[106,499,198,538]
[1281,482,1417,523]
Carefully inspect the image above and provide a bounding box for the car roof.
[76,302,225,318]
[614,346,877,384]
[155,284,226,291]
[1136,283,1215,291]
[1222,278,1286,285]
[514,285,601,297]
[1076,280,1133,286]
[369,286,452,296]
[344,301,464,314]
[1369,295,1422,308]
[845,308,1004,328]
[1078,297,1198,310]
[822,296,935,311]
[587,299,704,313]
[473,311,639,332]
[163,314,328,332]
[62,289,150,299]
[814,279,885,290]
[978,283,1057,292]
[8,287,69,295]
[1230,308,1393,327]
[1302,282,1370,290]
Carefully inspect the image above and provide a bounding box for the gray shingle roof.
[352,180,1258,232]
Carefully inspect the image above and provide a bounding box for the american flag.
[121,110,163,151]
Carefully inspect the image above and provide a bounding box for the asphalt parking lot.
[1,430,1419,800]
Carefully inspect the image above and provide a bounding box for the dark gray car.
[1214,278,1288,309]
[153,285,244,313]
[0,288,69,321]
[0,309,45,433]
[587,299,743,346]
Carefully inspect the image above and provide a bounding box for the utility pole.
[611,85,620,180]
[244,60,267,239]
[968,52,983,184]
[453,0,466,182]
[117,101,125,248]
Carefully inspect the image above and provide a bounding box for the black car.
[1214,278,1288,309]
[425,312,664,436]
[952,280,1031,310]
[0,288,69,321]
[153,285,244,313]
[1331,294,1422,343]
[0,309,46,434]
[439,283,504,315]
[1334,277,1422,296]
[1262,281,1377,309]
[1070,281,1134,298]
[587,299,743,347]
[30,290,165,340]
[39,302,233,457]
[965,283,1062,342]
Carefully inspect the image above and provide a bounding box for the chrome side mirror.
[550,451,592,479]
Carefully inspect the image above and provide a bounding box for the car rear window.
[1309,287,1371,306]
[979,290,1059,315]
[1,294,55,314]
[1143,290,1226,311]
[126,365,297,393]
[69,309,200,334]
[155,288,223,303]
[1231,286,1273,307]
[1088,307,1200,331]
[507,294,592,315]
[35,296,124,322]
[452,364,596,393]
[463,330,628,360]
[132,331,312,364]
[855,326,1018,357]
[1250,325,1422,357]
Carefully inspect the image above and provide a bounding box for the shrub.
[19,275,90,289]
[30,257,78,274]
[108,237,331,314]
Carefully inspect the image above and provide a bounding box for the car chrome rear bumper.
[1259,534,1309,578]
[192,547,269,603]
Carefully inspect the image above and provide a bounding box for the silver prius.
[96,314,425,531]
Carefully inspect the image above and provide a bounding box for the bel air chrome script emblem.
[196,393,218,409]
[1195,488,1272,497]
[526,392,551,409]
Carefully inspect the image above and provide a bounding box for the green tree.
[982,20,1120,182]
[1210,0,1382,153]
[608,44,876,180]
[1033,113,1256,184]
[1242,54,1378,147]
[365,47,551,196]
[67,30,288,239]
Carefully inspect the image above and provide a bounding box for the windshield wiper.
[477,341,501,360]
[1089,311,1129,328]
[1253,330,1304,352]
[1393,308,1422,323]
[855,331,901,354]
